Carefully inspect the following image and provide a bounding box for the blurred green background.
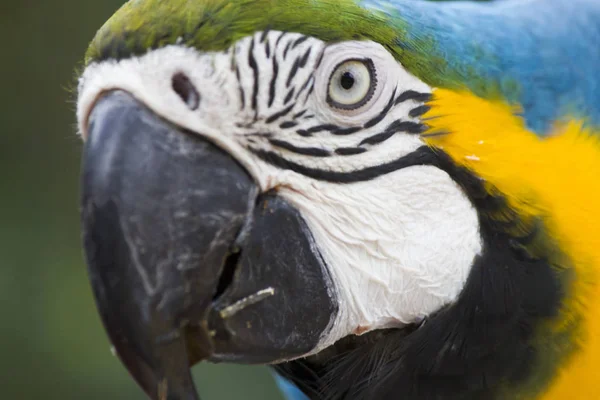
[0,2,282,399]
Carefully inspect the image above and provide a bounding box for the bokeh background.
[0,1,282,399]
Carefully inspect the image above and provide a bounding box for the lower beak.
[80,91,336,399]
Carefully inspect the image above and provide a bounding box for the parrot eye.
[327,59,377,110]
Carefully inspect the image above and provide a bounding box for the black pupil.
[340,72,355,90]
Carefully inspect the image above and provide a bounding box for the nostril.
[172,72,200,110]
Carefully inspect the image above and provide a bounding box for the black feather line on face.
[273,151,569,400]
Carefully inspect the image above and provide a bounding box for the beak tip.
[110,328,201,400]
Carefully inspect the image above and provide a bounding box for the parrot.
[75,0,600,399]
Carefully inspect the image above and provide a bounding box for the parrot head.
[77,0,600,399]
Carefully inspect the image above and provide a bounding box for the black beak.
[81,91,337,399]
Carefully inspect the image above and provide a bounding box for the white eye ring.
[327,58,377,110]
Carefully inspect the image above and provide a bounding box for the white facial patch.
[276,167,481,351]
[78,31,482,356]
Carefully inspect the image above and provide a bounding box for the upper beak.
[80,91,337,399]
[81,90,256,399]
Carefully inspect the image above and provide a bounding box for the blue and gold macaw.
[75,0,600,399]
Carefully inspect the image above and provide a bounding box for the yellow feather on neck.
[423,89,600,399]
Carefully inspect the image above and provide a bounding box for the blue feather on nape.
[274,373,310,400]
[361,0,600,135]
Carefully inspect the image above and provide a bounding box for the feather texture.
[424,89,600,400]
[87,0,600,133]
[361,0,600,132]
